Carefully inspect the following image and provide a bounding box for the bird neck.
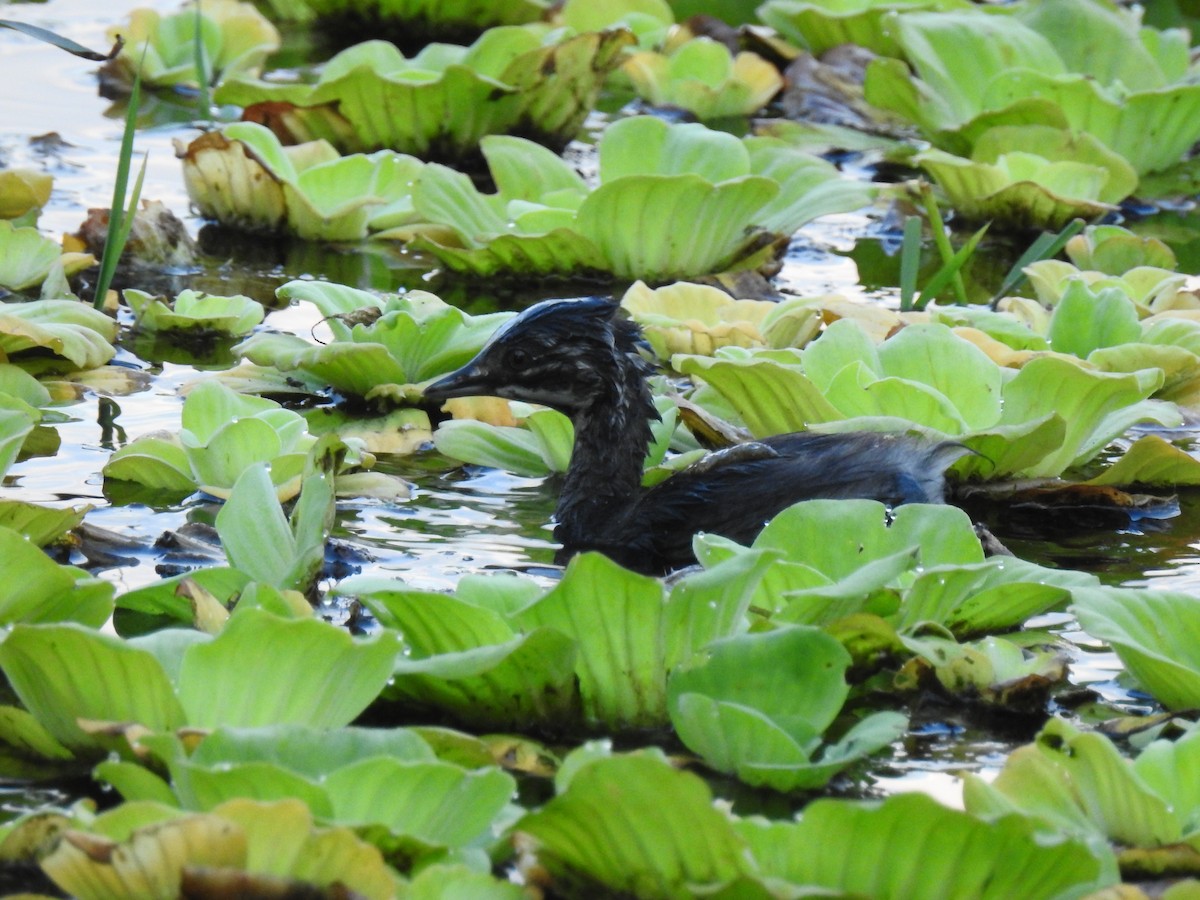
[554,355,657,545]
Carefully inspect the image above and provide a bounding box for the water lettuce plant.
[0,167,52,226]
[557,0,673,48]
[99,724,517,872]
[757,0,970,58]
[124,288,264,337]
[677,318,1181,480]
[619,279,822,356]
[897,634,1068,712]
[694,499,1096,632]
[0,526,113,627]
[946,275,1200,413]
[215,28,633,160]
[104,0,281,93]
[389,115,873,281]
[914,125,1138,230]
[0,222,95,295]
[236,280,510,403]
[339,549,775,733]
[517,750,1115,896]
[863,4,1200,174]
[622,37,783,119]
[0,608,399,757]
[101,380,402,500]
[1072,587,1200,711]
[36,798,396,900]
[965,717,1200,876]
[667,626,907,791]
[179,122,423,240]
[1065,224,1177,275]
[0,298,116,373]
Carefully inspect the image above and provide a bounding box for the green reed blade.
[92,63,145,309]
[0,19,120,60]
[990,218,1086,308]
[898,215,922,312]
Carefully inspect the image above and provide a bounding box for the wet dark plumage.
[424,297,962,574]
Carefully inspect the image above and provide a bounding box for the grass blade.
[92,62,145,309]
[915,223,989,311]
[990,218,1087,308]
[898,215,922,312]
[0,19,120,60]
[193,2,212,118]
[919,184,972,306]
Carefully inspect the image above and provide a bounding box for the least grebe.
[424,297,963,574]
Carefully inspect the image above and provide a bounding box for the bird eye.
[508,348,531,370]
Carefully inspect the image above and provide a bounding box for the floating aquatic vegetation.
[668,626,907,791]
[339,549,774,732]
[0,609,399,757]
[102,0,280,93]
[896,634,1068,713]
[0,499,88,547]
[214,448,333,594]
[0,168,52,226]
[0,222,95,295]
[124,289,264,337]
[0,526,112,628]
[1073,587,1200,711]
[34,798,397,900]
[757,0,970,58]
[619,280,822,356]
[965,718,1200,877]
[695,500,1096,631]
[236,280,510,403]
[0,298,116,373]
[1065,224,1177,275]
[179,122,422,240]
[940,276,1200,411]
[98,724,517,873]
[102,381,405,501]
[216,28,633,161]
[516,750,1115,896]
[677,319,1181,480]
[557,0,672,48]
[914,125,1138,230]
[864,5,1200,174]
[622,37,783,119]
[388,116,873,282]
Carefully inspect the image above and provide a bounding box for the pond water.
[4,0,1200,820]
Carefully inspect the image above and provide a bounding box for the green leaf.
[0,500,87,547]
[324,756,515,847]
[125,290,264,337]
[0,527,113,627]
[178,609,399,728]
[0,624,185,751]
[515,553,671,729]
[0,298,117,371]
[0,18,119,61]
[1073,587,1200,710]
[963,718,1181,857]
[668,627,905,791]
[517,754,751,895]
[1047,282,1143,358]
[739,791,1113,897]
[386,629,581,731]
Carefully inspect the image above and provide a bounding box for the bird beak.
[422,361,491,403]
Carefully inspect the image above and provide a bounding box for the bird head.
[423,297,649,415]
